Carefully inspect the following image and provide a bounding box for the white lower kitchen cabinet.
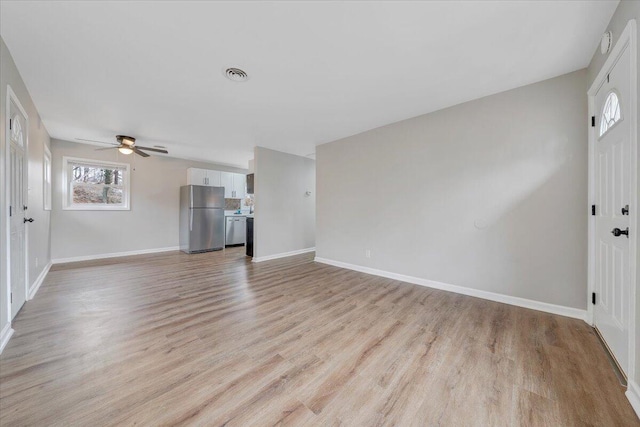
[225,216,246,246]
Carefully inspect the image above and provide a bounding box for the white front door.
[593,39,632,376]
[8,97,28,319]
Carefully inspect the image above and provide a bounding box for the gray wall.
[316,69,587,309]
[0,37,51,335]
[254,147,315,259]
[586,0,640,390]
[51,139,246,260]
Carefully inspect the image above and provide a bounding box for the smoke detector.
[224,67,249,82]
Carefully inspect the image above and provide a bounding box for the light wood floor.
[1,248,638,426]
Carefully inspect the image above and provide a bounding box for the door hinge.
[592,205,596,216]
[8,118,11,130]
[591,116,595,127]
[592,292,596,305]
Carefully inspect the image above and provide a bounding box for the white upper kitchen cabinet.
[220,172,246,198]
[207,170,222,187]
[189,168,245,197]
[187,168,222,187]
[220,172,234,198]
[187,168,208,186]
[232,173,246,200]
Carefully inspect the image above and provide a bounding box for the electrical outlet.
[365,249,371,258]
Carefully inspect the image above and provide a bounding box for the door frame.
[4,84,30,324]
[587,19,638,382]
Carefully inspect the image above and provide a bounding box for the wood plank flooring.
[1,248,638,426]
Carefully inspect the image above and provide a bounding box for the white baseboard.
[627,380,640,420]
[1,262,54,355]
[252,247,316,263]
[0,322,14,355]
[314,257,587,321]
[28,261,52,300]
[52,246,180,264]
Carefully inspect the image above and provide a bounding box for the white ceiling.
[1,1,618,168]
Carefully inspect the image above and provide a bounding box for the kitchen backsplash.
[225,198,241,210]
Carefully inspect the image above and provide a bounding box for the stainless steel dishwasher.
[225,216,246,246]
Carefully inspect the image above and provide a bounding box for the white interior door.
[593,41,632,376]
[8,97,28,319]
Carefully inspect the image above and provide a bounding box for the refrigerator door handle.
[190,208,193,231]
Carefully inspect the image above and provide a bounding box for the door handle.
[622,205,629,215]
[611,227,629,237]
[23,218,34,223]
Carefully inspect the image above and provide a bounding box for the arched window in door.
[600,91,622,137]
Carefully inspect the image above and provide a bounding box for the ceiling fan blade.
[95,146,119,151]
[133,147,150,157]
[76,138,118,146]
[135,146,169,154]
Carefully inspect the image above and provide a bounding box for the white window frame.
[598,89,624,139]
[62,156,131,211]
[43,145,52,211]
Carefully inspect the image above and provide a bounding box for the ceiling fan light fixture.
[86,134,166,157]
[116,135,136,146]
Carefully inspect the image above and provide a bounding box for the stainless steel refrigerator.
[179,185,225,253]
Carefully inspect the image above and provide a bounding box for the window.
[599,91,622,137]
[10,111,25,147]
[43,146,52,210]
[62,157,130,210]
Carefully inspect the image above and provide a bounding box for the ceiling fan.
[77,135,168,157]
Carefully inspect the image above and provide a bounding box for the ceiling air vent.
[224,68,249,82]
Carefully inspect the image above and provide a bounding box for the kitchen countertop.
[224,212,253,218]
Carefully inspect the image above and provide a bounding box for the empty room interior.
[1,0,640,425]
